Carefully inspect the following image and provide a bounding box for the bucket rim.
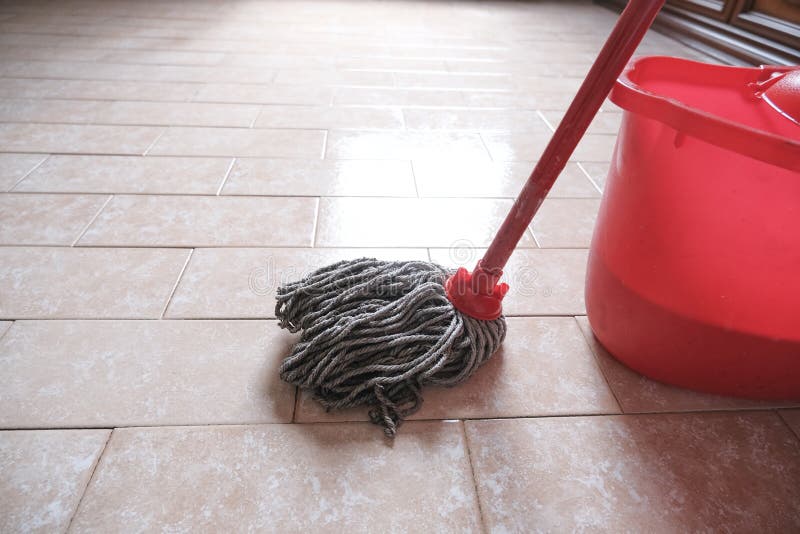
[611,56,800,173]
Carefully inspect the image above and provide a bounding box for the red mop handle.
[445,0,665,320]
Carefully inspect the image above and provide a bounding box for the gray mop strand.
[275,258,506,437]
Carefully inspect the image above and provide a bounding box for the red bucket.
[585,56,800,399]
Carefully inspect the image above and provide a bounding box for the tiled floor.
[0,1,798,532]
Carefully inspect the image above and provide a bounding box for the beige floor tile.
[79,195,317,247]
[336,56,449,71]
[781,410,800,439]
[575,316,800,413]
[403,108,549,131]
[2,61,276,85]
[254,105,403,130]
[0,429,109,534]
[0,193,108,245]
[193,83,332,106]
[0,247,189,319]
[222,158,415,197]
[430,248,588,315]
[148,127,325,158]
[70,421,481,533]
[0,123,163,155]
[413,159,599,198]
[463,91,578,109]
[0,98,108,124]
[101,50,226,66]
[0,78,199,102]
[326,130,490,160]
[394,72,513,90]
[274,68,395,86]
[542,109,623,135]
[0,320,294,427]
[166,247,428,319]
[0,45,110,62]
[530,198,600,248]
[0,321,10,338]
[578,161,610,190]
[0,153,46,191]
[466,413,800,533]
[15,155,231,195]
[315,197,534,248]
[296,317,619,423]
[101,101,262,127]
[333,87,467,107]
[225,53,334,70]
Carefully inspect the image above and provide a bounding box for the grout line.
[248,106,263,129]
[7,154,50,192]
[291,387,300,423]
[320,129,329,160]
[536,109,555,132]
[215,157,236,196]
[71,194,112,246]
[527,226,541,248]
[64,428,113,533]
[477,132,494,162]
[408,160,420,198]
[573,315,624,414]
[776,410,800,443]
[0,321,14,342]
[460,421,489,534]
[141,128,167,156]
[576,161,603,194]
[310,197,321,248]
[159,249,194,319]
[5,408,794,433]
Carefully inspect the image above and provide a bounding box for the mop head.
[275,258,506,437]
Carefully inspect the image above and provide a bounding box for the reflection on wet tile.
[222,158,415,197]
[578,161,610,190]
[326,130,490,160]
[413,159,599,198]
[482,132,617,162]
[316,197,534,248]
[403,108,549,131]
[530,198,600,248]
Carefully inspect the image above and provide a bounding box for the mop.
[276,1,665,437]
